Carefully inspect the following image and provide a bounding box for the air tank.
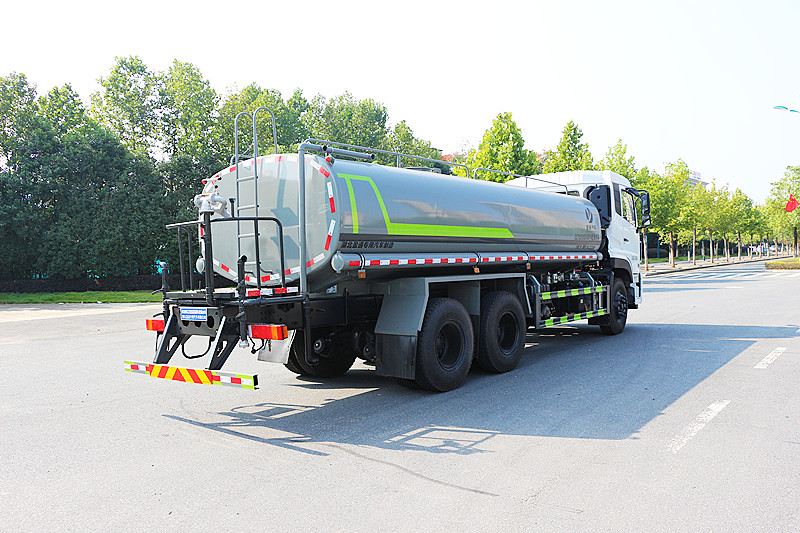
[199,154,602,291]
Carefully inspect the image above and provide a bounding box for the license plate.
[180,307,208,321]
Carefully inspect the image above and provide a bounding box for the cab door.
[607,183,642,304]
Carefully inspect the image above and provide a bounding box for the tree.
[679,182,710,265]
[90,56,165,155]
[642,159,691,267]
[381,120,444,171]
[727,188,754,260]
[0,72,39,169]
[302,92,388,149]
[599,140,637,182]
[765,165,800,255]
[466,112,539,181]
[542,121,594,173]
[161,60,219,161]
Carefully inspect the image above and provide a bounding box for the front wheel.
[599,278,629,335]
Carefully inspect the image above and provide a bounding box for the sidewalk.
[641,254,791,276]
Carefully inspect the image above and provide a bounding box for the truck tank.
[199,154,602,291]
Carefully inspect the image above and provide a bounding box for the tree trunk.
[669,231,675,267]
[692,228,697,266]
[724,236,729,262]
[709,231,714,263]
[737,231,742,261]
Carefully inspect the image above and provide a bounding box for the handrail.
[302,138,471,177]
[471,168,569,194]
[168,215,287,297]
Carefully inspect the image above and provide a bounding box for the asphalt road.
[2,262,799,532]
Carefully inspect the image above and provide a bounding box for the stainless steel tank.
[200,154,602,290]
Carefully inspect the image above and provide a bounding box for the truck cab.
[506,170,650,308]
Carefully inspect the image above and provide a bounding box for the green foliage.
[381,120,445,171]
[303,92,388,149]
[466,112,539,181]
[0,72,39,168]
[599,140,636,182]
[542,121,594,173]
[0,71,168,281]
[764,166,800,241]
[90,56,165,155]
[161,60,220,161]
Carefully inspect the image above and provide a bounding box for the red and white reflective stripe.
[327,182,336,212]
[363,256,478,267]
[212,259,238,281]
[306,253,325,268]
[311,159,331,178]
[480,255,528,263]
[128,362,149,372]
[246,287,300,297]
[325,220,335,250]
[529,253,597,261]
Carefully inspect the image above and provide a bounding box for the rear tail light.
[248,324,288,340]
[146,319,165,332]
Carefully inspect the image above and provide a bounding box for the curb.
[641,256,786,277]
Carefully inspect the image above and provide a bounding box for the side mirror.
[627,188,651,230]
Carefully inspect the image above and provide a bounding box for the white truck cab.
[506,170,650,307]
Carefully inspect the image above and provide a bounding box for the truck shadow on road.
[165,322,795,455]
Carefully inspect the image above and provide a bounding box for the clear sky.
[2,0,798,203]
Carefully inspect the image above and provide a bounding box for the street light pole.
[773,99,800,257]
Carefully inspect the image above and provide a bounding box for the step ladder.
[232,107,278,280]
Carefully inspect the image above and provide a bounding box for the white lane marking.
[668,400,731,454]
[754,347,787,369]
[791,273,800,278]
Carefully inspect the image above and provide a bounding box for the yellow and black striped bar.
[124,361,257,389]
[540,286,606,301]
[543,309,608,327]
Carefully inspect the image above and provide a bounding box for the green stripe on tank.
[340,173,514,239]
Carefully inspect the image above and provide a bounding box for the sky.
[2,0,798,203]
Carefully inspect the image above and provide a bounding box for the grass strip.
[0,291,163,304]
[766,258,800,270]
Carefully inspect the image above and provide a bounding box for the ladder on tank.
[231,108,279,282]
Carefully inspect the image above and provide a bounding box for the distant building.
[687,170,709,188]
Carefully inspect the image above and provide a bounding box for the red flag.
[786,194,799,213]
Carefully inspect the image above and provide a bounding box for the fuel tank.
[200,154,602,290]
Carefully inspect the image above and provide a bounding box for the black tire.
[599,278,629,335]
[476,291,526,373]
[290,330,358,378]
[415,298,473,392]
[284,346,309,375]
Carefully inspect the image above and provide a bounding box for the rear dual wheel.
[475,291,526,373]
